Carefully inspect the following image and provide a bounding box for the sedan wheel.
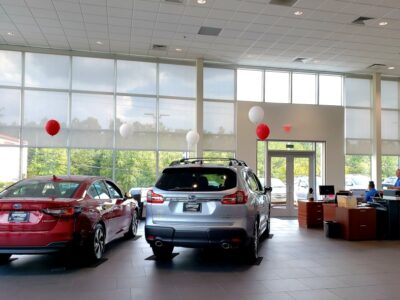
[125,210,139,239]
[87,224,106,261]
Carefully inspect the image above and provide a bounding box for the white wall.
[236,102,345,190]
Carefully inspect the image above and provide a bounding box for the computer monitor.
[319,185,335,198]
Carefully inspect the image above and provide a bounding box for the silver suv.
[145,158,271,262]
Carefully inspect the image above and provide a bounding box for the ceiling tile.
[53,1,81,12]
[30,8,59,19]
[107,7,132,18]
[107,0,133,9]
[2,5,32,16]
[81,4,107,16]
[25,0,53,9]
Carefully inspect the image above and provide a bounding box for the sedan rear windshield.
[156,167,237,192]
[0,181,81,198]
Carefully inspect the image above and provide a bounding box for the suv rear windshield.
[156,167,237,192]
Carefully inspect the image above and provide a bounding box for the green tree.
[27,148,67,177]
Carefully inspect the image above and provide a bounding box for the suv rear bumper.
[145,225,250,248]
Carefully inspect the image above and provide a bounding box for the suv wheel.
[245,221,259,263]
[152,245,174,259]
[0,254,11,264]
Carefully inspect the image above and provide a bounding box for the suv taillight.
[147,190,164,204]
[221,190,248,205]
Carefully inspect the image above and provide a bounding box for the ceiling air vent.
[198,26,222,36]
[352,16,374,25]
[293,57,308,63]
[152,44,167,51]
[367,63,386,70]
[163,0,185,4]
[269,0,298,7]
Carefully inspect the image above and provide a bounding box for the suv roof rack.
[169,158,248,167]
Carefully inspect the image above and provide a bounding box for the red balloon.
[45,119,61,136]
[256,123,270,140]
[283,124,292,133]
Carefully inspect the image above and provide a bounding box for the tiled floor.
[2,218,400,300]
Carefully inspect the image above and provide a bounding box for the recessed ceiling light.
[388,66,395,70]
[175,48,182,52]
[197,0,207,4]
[379,21,388,26]
[96,41,103,45]
[313,60,320,63]
[7,32,14,36]
[294,11,303,16]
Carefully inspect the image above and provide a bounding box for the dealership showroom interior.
[3,0,400,299]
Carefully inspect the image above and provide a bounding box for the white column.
[372,73,382,188]
[196,58,204,157]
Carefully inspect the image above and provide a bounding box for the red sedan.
[0,175,139,263]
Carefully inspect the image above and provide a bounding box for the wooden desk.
[335,207,376,240]
[323,203,337,221]
[298,200,323,228]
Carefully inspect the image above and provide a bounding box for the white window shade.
[116,96,157,150]
[0,50,21,86]
[25,53,70,89]
[0,88,20,143]
[237,69,263,102]
[158,98,196,150]
[117,61,156,94]
[204,68,234,100]
[382,141,400,155]
[381,110,399,140]
[22,91,69,147]
[70,93,114,148]
[159,64,195,98]
[265,71,289,103]
[345,108,372,154]
[72,57,114,92]
[345,77,371,107]
[319,74,342,106]
[381,80,399,109]
[292,73,316,104]
[203,101,235,151]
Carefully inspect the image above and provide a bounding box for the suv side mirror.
[264,186,272,194]
[124,192,132,199]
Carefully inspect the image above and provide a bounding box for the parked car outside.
[382,176,397,190]
[345,174,370,191]
[0,175,139,263]
[145,158,271,263]
[271,178,286,203]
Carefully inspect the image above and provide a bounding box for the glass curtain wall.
[0,50,198,191]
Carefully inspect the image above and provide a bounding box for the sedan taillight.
[221,191,248,205]
[147,190,164,204]
[42,207,80,217]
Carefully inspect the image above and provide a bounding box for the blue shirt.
[365,188,378,203]
[395,177,400,187]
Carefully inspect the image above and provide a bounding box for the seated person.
[365,181,378,203]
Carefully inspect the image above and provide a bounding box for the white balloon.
[248,106,264,124]
[186,130,200,146]
[119,123,131,138]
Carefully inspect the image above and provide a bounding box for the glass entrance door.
[267,151,315,217]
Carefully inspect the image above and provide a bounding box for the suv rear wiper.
[169,187,195,191]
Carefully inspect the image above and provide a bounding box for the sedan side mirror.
[264,186,272,194]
